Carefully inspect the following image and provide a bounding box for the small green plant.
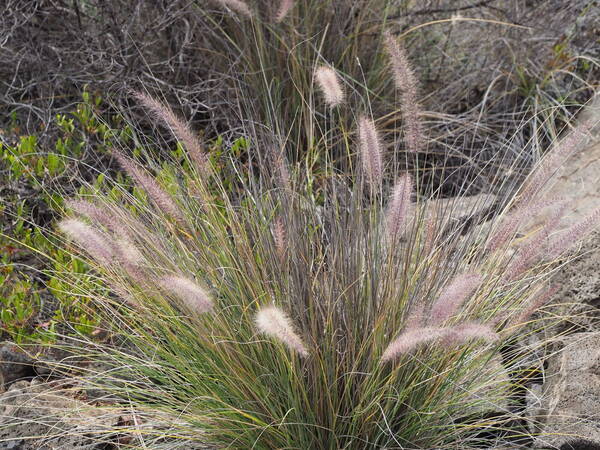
[0,90,116,344]
[48,33,598,448]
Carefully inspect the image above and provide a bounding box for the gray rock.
[0,378,211,449]
[534,332,600,449]
[0,378,120,449]
[0,344,35,388]
[541,232,600,336]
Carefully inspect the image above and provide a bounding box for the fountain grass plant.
[38,27,599,450]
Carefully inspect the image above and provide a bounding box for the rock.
[0,344,35,388]
[0,378,210,449]
[542,232,600,335]
[559,440,600,450]
[426,193,498,227]
[541,113,600,229]
[533,332,600,448]
[0,378,123,449]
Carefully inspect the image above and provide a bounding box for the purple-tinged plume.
[314,66,344,107]
[423,216,437,256]
[134,92,208,174]
[547,208,600,259]
[115,239,148,283]
[503,202,567,281]
[112,150,186,225]
[66,199,133,238]
[273,217,287,263]
[486,197,563,253]
[268,146,291,192]
[385,173,413,240]
[515,121,592,208]
[384,32,425,153]
[214,0,252,17]
[256,306,308,357]
[442,322,498,347]
[511,284,560,327]
[381,322,497,362]
[58,219,114,265]
[274,0,294,22]
[160,275,213,313]
[381,327,447,362]
[429,272,482,326]
[404,303,425,330]
[358,116,383,188]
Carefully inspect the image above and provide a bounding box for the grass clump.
[43,33,598,448]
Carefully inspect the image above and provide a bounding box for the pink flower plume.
[314,66,344,107]
[256,306,308,357]
[429,273,482,326]
[358,116,383,188]
[160,275,213,314]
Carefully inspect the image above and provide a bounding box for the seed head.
[547,208,600,259]
[58,219,114,265]
[384,32,425,153]
[274,0,294,22]
[381,322,497,362]
[511,284,560,327]
[160,275,213,314]
[442,322,498,347]
[256,306,308,357]
[215,0,252,17]
[273,217,287,263]
[381,326,447,362]
[358,116,383,188]
[386,173,413,240]
[515,120,592,208]
[503,202,567,281]
[429,273,482,326]
[487,197,563,252]
[112,150,186,225]
[314,66,344,107]
[133,91,208,174]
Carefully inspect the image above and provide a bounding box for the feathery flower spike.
[314,66,344,107]
[511,285,560,327]
[256,306,308,356]
[134,91,208,174]
[547,208,600,258]
[268,146,292,192]
[273,217,287,263]
[66,199,133,238]
[67,199,117,231]
[503,202,567,281]
[160,276,213,313]
[442,322,498,347]
[274,0,294,22]
[215,0,252,17]
[381,327,447,362]
[515,120,592,208]
[386,173,413,240]
[358,116,383,188]
[429,273,482,326]
[58,219,114,265]
[423,215,437,256]
[112,150,186,225]
[486,197,564,252]
[384,32,425,153]
[114,239,148,283]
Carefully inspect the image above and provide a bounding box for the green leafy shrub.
[0,91,118,344]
